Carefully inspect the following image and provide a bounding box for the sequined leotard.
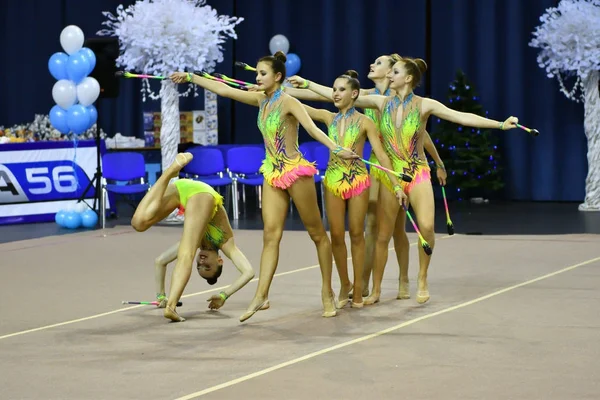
[323,108,370,199]
[174,179,232,249]
[257,88,318,189]
[363,87,391,169]
[376,93,430,194]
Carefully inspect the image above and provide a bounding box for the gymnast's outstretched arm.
[288,75,385,111]
[170,72,263,107]
[302,104,334,125]
[422,98,518,130]
[206,238,255,310]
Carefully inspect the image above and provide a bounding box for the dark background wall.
[1,0,588,201]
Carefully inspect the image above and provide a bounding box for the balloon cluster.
[48,25,100,136]
[268,34,301,77]
[54,203,98,229]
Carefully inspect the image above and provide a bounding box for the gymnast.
[283,54,447,301]
[299,69,408,307]
[170,51,358,322]
[131,153,259,322]
[289,56,518,305]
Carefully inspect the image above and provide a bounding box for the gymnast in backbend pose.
[300,69,407,308]
[131,154,258,322]
[170,51,358,322]
[289,56,518,305]
[282,54,446,301]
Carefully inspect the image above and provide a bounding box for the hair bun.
[389,53,402,64]
[414,58,428,74]
[206,277,217,285]
[274,51,287,63]
[343,69,359,79]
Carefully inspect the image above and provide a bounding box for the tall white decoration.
[530,0,600,211]
[98,0,243,173]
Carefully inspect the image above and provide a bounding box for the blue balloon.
[81,209,98,228]
[48,52,69,80]
[66,52,90,84]
[80,48,96,75]
[86,105,98,128]
[285,53,301,77]
[49,105,70,134]
[55,210,67,226]
[67,104,90,135]
[63,212,82,229]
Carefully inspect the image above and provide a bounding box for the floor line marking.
[0,235,453,341]
[173,254,600,400]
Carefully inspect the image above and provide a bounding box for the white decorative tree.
[530,0,600,211]
[98,0,242,175]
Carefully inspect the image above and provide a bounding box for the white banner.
[0,142,108,222]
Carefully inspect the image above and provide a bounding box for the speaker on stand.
[77,37,120,229]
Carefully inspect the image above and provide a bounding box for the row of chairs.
[98,141,374,227]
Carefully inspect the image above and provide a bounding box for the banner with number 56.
[0,141,108,224]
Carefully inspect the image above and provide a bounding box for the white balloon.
[76,77,100,106]
[52,80,77,109]
[75,202,88,214]
[60,25,85,55]
[269,34,290,55]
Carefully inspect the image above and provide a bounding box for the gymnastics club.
[195,71,249,90]
[235,61,257,72]
[361,158,413,183]
[516,123,540,137]
[122,300,183,306]
[212,73,253,87]
[441,186,454,235]
[403,204,433,256]
[115,71,166,80]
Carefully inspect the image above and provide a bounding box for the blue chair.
[299,142,323,183]
[101,152,150,229]
[312,144,332,219]
[227,146,265,219]
[179,147,235,215]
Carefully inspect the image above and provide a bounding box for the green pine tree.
[432,70,504,199]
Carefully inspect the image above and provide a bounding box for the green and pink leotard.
[375,93,431,194]
[323,108,370,199]
[363,87,391,171]
[257,88,317,189]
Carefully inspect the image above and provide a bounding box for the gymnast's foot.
[364,289,380,305]
[416,278,430,304]
[166,152,193,178]
[322,289,337,318]
[397,279,410,300]
[348,286,369,299]
[164,306,185,322]
[240,296,269,323]
[337,281,353,309]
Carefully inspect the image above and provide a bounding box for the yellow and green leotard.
[257,88,317,189]
[173,178,230,249]
[375,93,431,194]
[363,87,391,169]
[323,108,370,199]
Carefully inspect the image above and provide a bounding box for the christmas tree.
[431,70,503,200]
